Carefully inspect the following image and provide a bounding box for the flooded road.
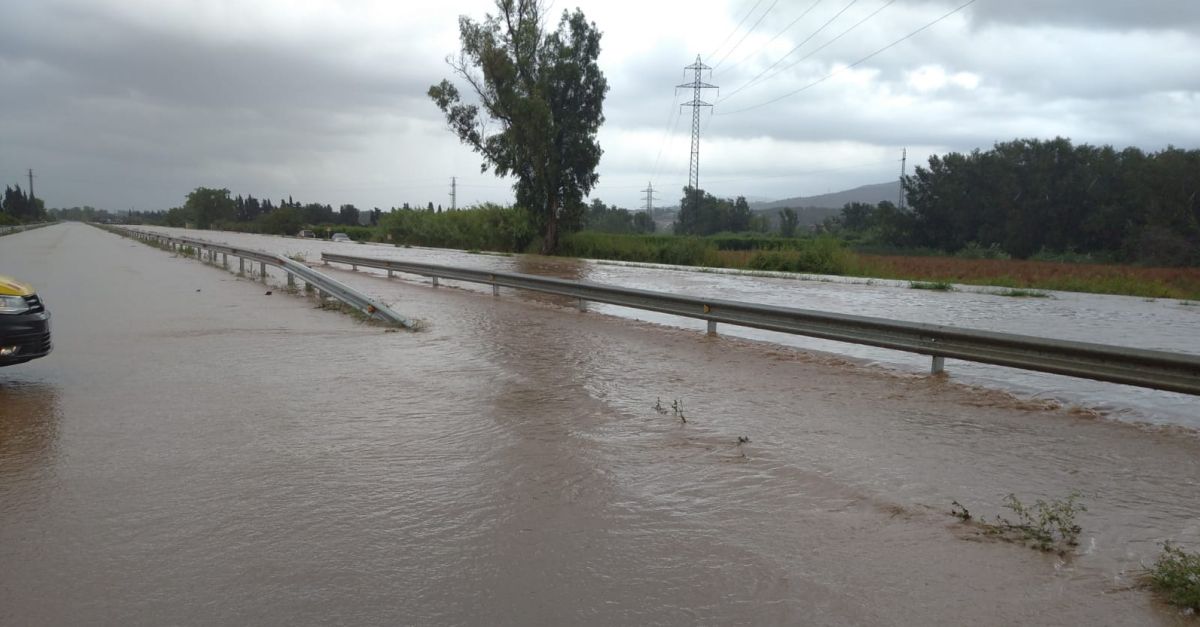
[136,225,1200,430]
[2,223,1198,625]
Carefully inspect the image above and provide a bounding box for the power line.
[650,89,684,182]
[719,0,825,76]
[720,0,860,102]
[712,0,779,70]
[707,0,765,62]
[719,0,980,116]
[721,0,897,104]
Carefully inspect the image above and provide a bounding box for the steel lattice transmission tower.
[677,56,717,211]
[641,182,657,215]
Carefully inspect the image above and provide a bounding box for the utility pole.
[27,168,35,202]
[898,148,907,210]
[677,56,717,215]
[450,177,457,211]
[641,182,657,216]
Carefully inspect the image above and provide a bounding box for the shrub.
[380,204,536,252]
[952,492,1087,554]
[744,237,854,275]
[955,241,1011,260]
[1145,542,1200,612]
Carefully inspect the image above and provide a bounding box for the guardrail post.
[222,253,229,270]
[239,257,245,275]
[578,298,588,312]
[931,356,945,374]
[387,269,394,279]
[287,273,295,289]
[352,264,358,272]
[259,262,267,282]
[492,284,499,296]
[707,320,718,336]
[431,276,439,287]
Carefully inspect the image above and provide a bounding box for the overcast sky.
[2,0,1199,212]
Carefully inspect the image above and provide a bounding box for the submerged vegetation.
[1145,543,1200,612]
[909,280,955,291]
[951,492,1087,554]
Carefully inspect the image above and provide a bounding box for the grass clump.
[996,288,1050,298]
[1145,542,1200,612]
[952,491,1087,554]
[910,280,955,291]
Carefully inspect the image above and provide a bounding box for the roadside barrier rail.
[0,222,55,236]
[103,226,413,328]
[322,251,1200,396]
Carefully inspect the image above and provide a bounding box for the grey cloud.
[967,0,1200,31]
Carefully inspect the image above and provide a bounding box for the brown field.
[853,255,1200,300]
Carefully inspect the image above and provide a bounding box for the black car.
[0,275,52,366]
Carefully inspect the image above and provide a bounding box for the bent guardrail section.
[102,226,414,328]
[322,251,1200,396]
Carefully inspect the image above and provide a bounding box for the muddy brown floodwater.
[2,223,1198,625]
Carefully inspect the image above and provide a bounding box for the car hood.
[0,275,34,297]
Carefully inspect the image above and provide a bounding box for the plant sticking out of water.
[653,397,667,415]
[910,280,955,291]
[996,288,1050,298]
[1144,542,1200,613]
[671,399,686,423]
[952,491,1087,554]
[288,253,306,263]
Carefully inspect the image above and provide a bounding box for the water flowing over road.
[2,223,1198,625]
[144,225,1200,429]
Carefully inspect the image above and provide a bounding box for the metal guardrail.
[322,251,1200,396]
[102,226,414,328]
[0,222,55,236]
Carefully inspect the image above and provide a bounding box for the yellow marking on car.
[0,275,34,297]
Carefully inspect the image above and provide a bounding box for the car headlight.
[0,295,31,314]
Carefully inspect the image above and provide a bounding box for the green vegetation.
[381,203,535,252]
[910,281,955,291]
[1,185,46,224]
[741,238,856,274]
[561,232,719,266]
[995,288,1049,298]
[61,133,1200,299]
[951,492,1087,554]
[1145,542,1200,612]
[429,0,607,254]
[675,187,756,235]
[830,138,1200,267]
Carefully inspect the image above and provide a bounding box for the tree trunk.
[541,196,559,255]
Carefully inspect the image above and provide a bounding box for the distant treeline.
[49,137,1200,267]
[826,138,1200,266]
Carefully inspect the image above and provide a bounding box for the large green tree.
[429,0,609,254]
[184,187,235,229]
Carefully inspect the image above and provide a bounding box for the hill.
[751,181,900,211]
